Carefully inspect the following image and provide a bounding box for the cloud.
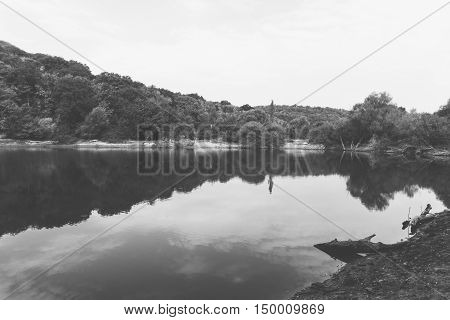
[1,0,448,110]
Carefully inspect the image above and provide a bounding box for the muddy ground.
[292,210,450,299]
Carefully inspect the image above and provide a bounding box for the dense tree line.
[307,93,450,148]
[0,41,448,148]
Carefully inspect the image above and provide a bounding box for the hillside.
[0,41,448,148]
[0,40,348,144]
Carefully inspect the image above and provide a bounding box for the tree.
[0,100,25,138]
[52,76,97,131]
[2,41,449,148]
[59,61,92,78]
[238,109,268,125]
[308,122,339,146]
[338,92,407,145]
[35,118,55,139]
[289,116,310,139]
[5,61,41,89]
[239,121,265,148]
[351,92,396,139]
[240,104,253,111]
[265,123,286,149]
[436,99,450,118]
[35,55,92,78]
[418,114,450,146]
[268,100,275,124]
[186,93,204,101]
[172,94,209,127]
[216,112,239,142]
[79,106,111,139]
[0,100,48,139]
[5,61,42,105]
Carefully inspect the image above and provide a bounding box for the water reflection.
[268,175,274,194]
[0,149,448,237]
[0,149,448,299]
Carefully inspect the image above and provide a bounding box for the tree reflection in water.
[0,149,448,237]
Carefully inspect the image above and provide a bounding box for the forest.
[1,40,449,149]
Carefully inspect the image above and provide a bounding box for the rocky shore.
[292,210,450,299]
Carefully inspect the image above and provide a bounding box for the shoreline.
[0,139,448,158]
[0,139,326,151]
[292,210,450,299]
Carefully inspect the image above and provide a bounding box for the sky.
[0,0,449,112]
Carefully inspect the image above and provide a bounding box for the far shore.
[0,139,326,151]
[0,139,448,158]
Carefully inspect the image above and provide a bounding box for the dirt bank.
[0,139,325,151]
[292,210,450,299]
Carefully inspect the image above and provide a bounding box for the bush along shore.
[291,209,450,299]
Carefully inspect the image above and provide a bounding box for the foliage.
[34,54,92,78]
[265,123,286,149]
[288,116,310,139]
[53,76,97,131]
[436,99,450,119]
[240,104,253,111]
[79,106,111,139]
[0,99,55,139]
[310,92,450,148]
[238,109,268,125]
[34,117,56,139]
[239,121,286,148]
[0,41,448,149]
[239,121,265,148]
[309,121,339,146]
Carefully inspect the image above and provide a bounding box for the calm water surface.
[0,149,448,299]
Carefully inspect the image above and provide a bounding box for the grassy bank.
[292,210,450,299]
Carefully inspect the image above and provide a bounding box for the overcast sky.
[1,0,449,112]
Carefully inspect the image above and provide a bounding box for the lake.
[0,149,448,299]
